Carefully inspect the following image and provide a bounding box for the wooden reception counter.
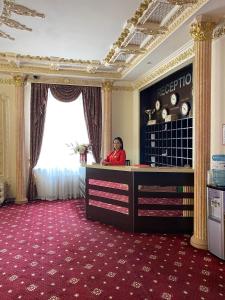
[85,164,194,233]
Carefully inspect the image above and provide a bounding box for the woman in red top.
[102,137,126,166]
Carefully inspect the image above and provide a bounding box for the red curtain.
[27,83,48,200]
[82,86,102,163]
[27,83,102,200]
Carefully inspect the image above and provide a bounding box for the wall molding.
[112,85,133,92]
[0,78,14,85]
[0,94,10,179]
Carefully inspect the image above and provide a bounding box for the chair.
[125,160,131,166]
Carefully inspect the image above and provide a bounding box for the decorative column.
[190,17,216,249]
[102,81,113,160]
[14,75,28,204]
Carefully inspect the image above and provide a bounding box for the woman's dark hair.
[113,137,123,149]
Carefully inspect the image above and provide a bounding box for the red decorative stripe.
[138,209,183,217]
[138,197,183,205]
[89,178,128,190]
[89,189,128,202]
[89,199,129,214]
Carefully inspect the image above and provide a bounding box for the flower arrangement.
[66,142,91,155]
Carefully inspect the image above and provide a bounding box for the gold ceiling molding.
[104,29,130,64]
[27,76,103,87]
[0,74,133,91]
[104,0,151,64]
[190,20,216,41]
[0,62,121,79]
[29,76,134,91]
[0,0,45,40]
[0,52,101,65]
[135,21,168,35]
[121,0,209,78]
[104,61,130,68]
[134,46,194,90]
[167,0,198,4]
[118,44,146,55]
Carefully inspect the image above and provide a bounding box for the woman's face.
[113,139,121,150]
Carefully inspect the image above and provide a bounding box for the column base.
[190,235,208,250]
[15,198,28,205]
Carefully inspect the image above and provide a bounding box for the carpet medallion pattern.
[0,199,224,299]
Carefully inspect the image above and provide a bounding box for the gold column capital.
[102,81,113,92]
[13,75,26,87]
[190,20,216,41]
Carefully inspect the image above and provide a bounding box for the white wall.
[211,34,225,159]
[112,89,140,164]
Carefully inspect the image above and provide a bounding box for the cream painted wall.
[0,80,16,198]
[112,89,140,165]
[24,82,31,188]
[211,34,225,160]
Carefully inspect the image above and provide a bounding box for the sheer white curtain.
[34,90,91,200]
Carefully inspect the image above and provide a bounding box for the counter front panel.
[85,165,194,233]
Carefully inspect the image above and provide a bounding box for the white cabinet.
[207,186,225,259]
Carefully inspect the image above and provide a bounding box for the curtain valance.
[49,84,82,102]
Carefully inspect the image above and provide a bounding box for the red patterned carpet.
[0,199,224,300]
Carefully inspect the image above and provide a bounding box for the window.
[36,90,92,168]
[34,90,92,200]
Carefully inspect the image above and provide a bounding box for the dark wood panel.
[87,167,131,183]
[135,217,193,233]
[138,204,193,210]
[134,171,194,186]
[86,206,133,232]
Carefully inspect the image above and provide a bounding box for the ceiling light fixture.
[0,0,45,40]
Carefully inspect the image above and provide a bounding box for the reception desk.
[85,165,194,233]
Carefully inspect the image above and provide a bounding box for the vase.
[80,152,87,164]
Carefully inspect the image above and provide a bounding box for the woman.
[102,137,126,166]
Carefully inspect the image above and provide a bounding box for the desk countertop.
[85,164,194,173]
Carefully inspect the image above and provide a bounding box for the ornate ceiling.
[0,0,225,82]
[0,0,44,40]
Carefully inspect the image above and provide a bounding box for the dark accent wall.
[140,64,193,166]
